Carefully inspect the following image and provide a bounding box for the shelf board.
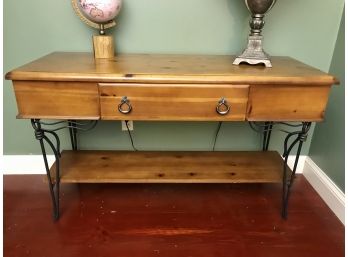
[49,151,288,183]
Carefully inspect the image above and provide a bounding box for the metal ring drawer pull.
[216,97,231,115]
[118,96,132,114]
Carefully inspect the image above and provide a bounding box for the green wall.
[3,0,345,155]
[309,12,345,191]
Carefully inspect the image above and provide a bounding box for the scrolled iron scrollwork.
[30,119,99,220]
[249,121,312,219]
[31,119,61,220]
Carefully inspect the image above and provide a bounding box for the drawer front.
[247,85,331,121]
[13,81,100,119]
[99,84,249,121]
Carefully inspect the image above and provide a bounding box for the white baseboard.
[303,157,345,224]
[3,155,54,174]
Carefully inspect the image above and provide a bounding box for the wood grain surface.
[49,150,287,183]
[6,52,338,121]
[13,81,100,119]
[4,175,344,257]
[247,85,331,121]
[93,35,115,59]
[99,83,249,121]
[5,52,337,85]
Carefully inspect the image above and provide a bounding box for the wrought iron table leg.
[281,122,311,219]
[262,122,273,151]
[31,119,61,220]
[68,121,75,150]
[68,120,78,150]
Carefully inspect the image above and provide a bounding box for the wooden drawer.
[13,81,100,119]
[99,83,249,121]
[247,85,331,121]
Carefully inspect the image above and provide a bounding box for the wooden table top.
[5,52,337,85]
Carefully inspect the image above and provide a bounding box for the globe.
[77,0,122,24]
[71,0,122,58]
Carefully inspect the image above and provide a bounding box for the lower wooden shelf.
[50,150,288,183]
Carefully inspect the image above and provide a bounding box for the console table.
[6,52,337,221]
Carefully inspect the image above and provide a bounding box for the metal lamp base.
[233,35,272,68]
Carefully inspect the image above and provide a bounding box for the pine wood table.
[6,52,337,220]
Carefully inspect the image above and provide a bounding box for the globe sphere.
[78,0,122,24]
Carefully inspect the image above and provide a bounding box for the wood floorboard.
[4,174,344,257]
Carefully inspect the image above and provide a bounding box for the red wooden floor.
[4,175,344,257]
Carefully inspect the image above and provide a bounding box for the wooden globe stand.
[93,24,115,59]
[93,35,115,59]
[71,0,117,60]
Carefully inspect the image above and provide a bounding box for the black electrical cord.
[125,120,138,151]
[213,121,223,151]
